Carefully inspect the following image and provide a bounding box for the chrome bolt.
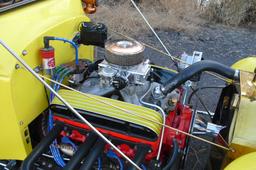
[33,66,42,73]
[19,121,24,126]
[15,64,21,69]
[22,50,28,56]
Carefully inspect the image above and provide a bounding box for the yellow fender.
[232,56,256,72]
[224,56,256,169]
[0,0,93,160]
[225,152,256,170]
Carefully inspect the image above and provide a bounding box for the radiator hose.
[162,139,179,170]
[162,60,240,94]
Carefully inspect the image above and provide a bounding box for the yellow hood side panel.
[0,0,93,160]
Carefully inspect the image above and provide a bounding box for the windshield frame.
[0,0,37,13]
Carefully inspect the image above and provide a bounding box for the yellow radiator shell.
[52,89,163,136]
[225,57,256,166]
[232,56,256,72]
[225,152,256,170]
[228,57,256,158]
[0,0,93,160]
[228,97,256,160]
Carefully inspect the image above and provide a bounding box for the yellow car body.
[0,0,93,160]
[223,57,256,169]
[0,1,255,169]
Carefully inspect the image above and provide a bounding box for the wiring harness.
[48,65,73,167]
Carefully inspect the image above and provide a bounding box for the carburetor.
[98,40,151,88]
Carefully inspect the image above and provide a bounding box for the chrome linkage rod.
[0,39,142,170]
[129,0,176,65]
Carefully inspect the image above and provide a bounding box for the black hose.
[21,124,63,170]
[162,139,179,170]
[63,133,98,170]
[129,145,150,170]
[88,59,103,73]
[79,138,106,170]
[162,60,239,94]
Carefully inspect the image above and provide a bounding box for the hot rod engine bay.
[0,1,255,170]
[15,21,239,170]
[28,24,196,170]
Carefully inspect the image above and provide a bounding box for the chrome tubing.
[139,84,166,161]
[0,39,142,170]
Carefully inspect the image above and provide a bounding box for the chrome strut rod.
[139,84,166,161]
[0,39,142,170]
[129,0,176,63]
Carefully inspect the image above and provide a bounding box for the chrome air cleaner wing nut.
[105,39,145,66]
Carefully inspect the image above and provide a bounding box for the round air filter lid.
[105,40,145,66]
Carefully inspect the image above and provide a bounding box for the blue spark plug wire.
[61,136,77,151]
[98,157,102,170]
[53,37,79,66]
[48,66,72,167]
[107,150,124,170]
[141,164,147,170]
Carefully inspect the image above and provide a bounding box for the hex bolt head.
[15,64,21,70]
[22,50,28,56]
